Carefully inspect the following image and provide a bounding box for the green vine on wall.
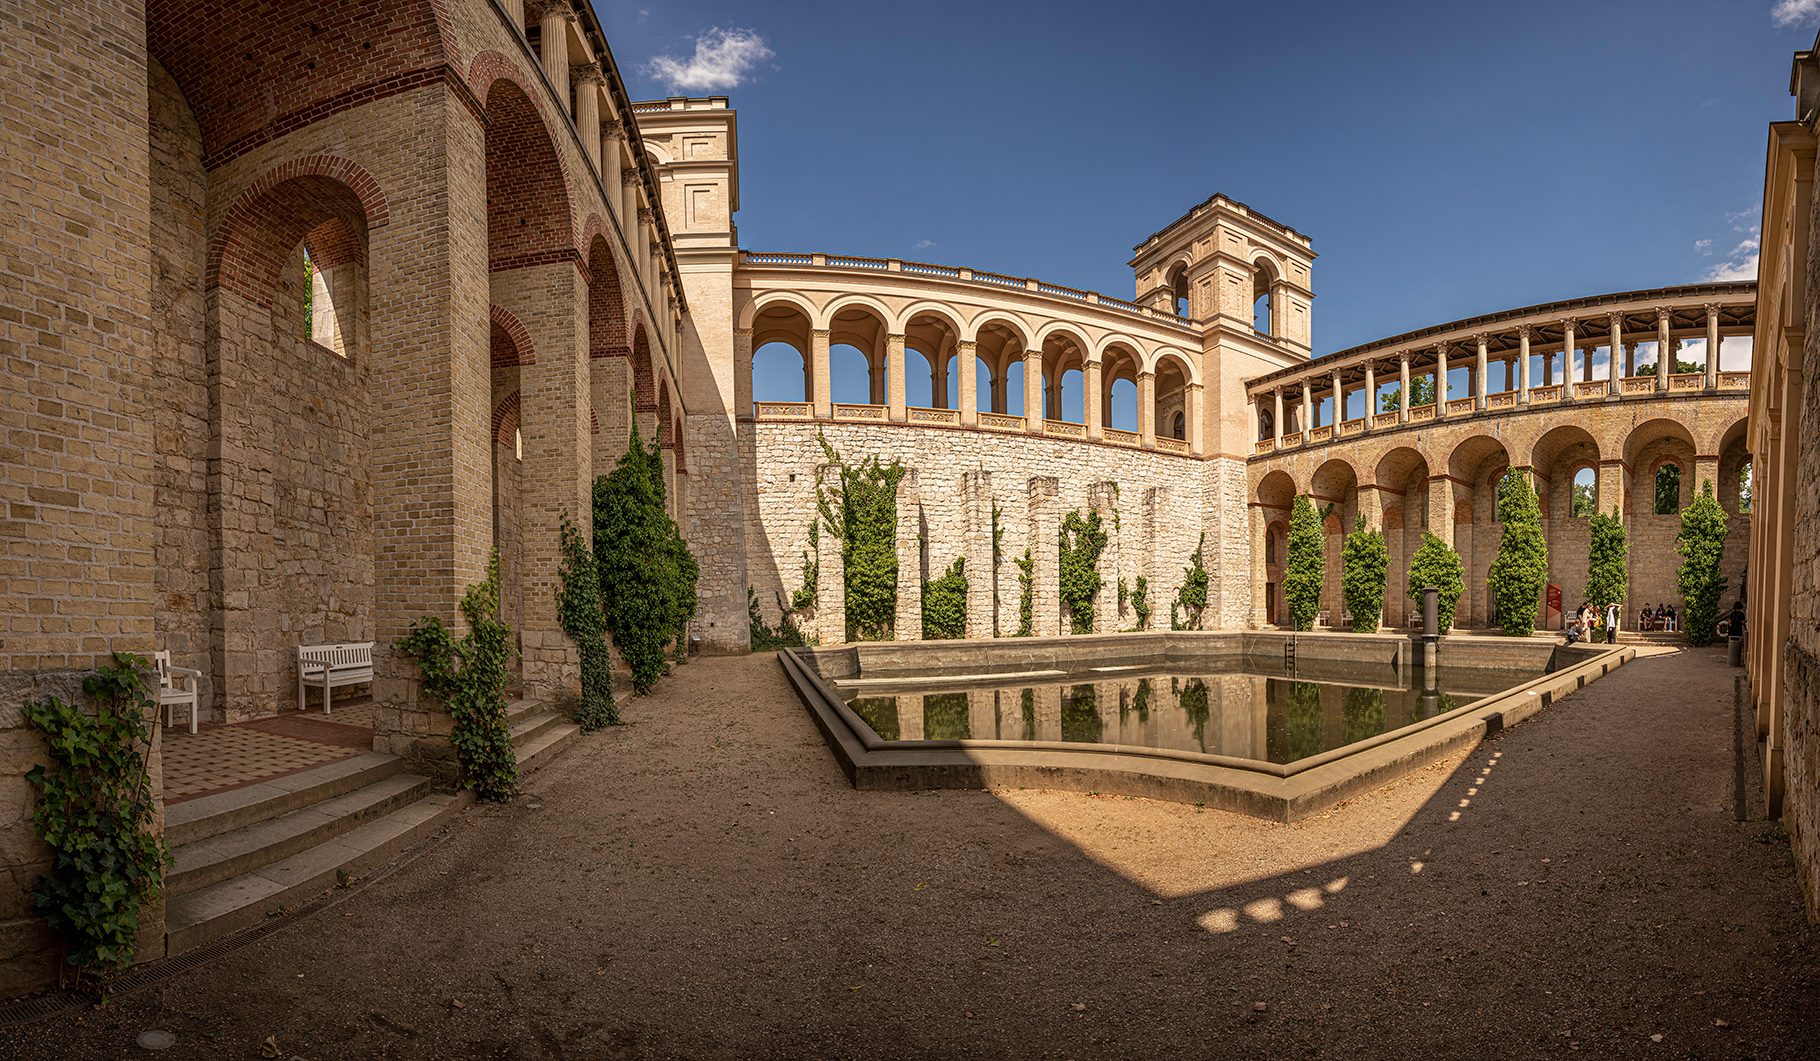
[397,550,519,801]
[1059,510,1108,634]
[1132,575,1152,630]
[922,557,968,640]
[1171,531,1209,630]
[816,433,907,641]
[791,521,819,613]
[748,586,807,651]
[991,501,1004,635]
[556,515,616,731]
[596,430,700,693]
[1014,548,1035,637]
[24,653,173,978]
[1677,480,1729,647]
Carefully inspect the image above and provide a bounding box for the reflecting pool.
[838,667,1531,765]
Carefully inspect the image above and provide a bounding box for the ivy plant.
[596,430,700,693]
[790,521,819,613]
[991,501,1004,635]
[1169,532,1210,631]
[1058,510,1108,634]
[1014,548,1035,637]
[1341,514,1387,633]
[922,557,968,640]
[1489,470,1549,636]
[1131,575,1152,631]
[556,515,616,731]
[397,550,519,801]
[1405,531,1465,634]
[1676,480,1729,647]
[1284,495,1325,632]
[24,653,173,977]
[748,586,807,651]
[1585,507,1629,614]
[816,433,907,640]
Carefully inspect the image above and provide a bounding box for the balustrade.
[1310,425,1333,442]
[908,406,960,425]
[1341,417,1366,435]
[1409,404,1436,422]
[753,401,812,419]
[1372,411,1399,429]
[1155,436,1192,455]
[1622,377,1655,394]
[1529,384,1562,403]
[1573,381,1609,400]
[1668,372,1704,391]
[978,412,1026,432]
[1044,419,1087,439]
[833,402,887,420]
[1719,371,1751,390]
[1488,390,1517,409]
[1105,428,1140,447]
[1446,398,1475,415]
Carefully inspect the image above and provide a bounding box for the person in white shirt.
[1605,601,1619,644]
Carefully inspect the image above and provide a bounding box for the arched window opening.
[291,216,364,359]
[1055,367,1084,423]
[1005,358,1026,417]
[1571,467,1596,518]
[906,347,939,409]
[1168,266,1189,317]
[1654,462,1682,515]
[1739,463,1753,514]
[752,341,809,405]
[1171,411,1186,441]
[1109,377,1138,432]
[515,427,522,461]
[1264,530,1278,566]
[829,343,873,406]
[1252,261,1278,336]
[1257,403,1274,442]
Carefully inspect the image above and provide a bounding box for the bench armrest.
[168,665,202,678]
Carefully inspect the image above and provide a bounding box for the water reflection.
[843,668,1523,766]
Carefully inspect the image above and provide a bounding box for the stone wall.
[740,421,1242,642]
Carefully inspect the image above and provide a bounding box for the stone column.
[1144,487,1174,629]
[1028,477,1061,637]
[1185,382,1203,455]
[1300,377,1314,434]
[1272,386,1284,446]
[963,471,996,639]
[733,328,755,418]
[1248,500,1268,627]
[1655,308,1672,392]
[810,329,832,418]
[1434,342,1450,417]
[1024,348,1044,433]
[1704,302,1722,391]
[957,340,979,426]
[571,63,604,172]
[1597,460,1624,525]
[1089,481,1119,632]
[1624,342,1636,380]
[1085,358,1103,440]
[1363,363,1377,426]
[1139,371,1156,448]
[1517,325,1532,404]
[535,1,576,112]
[1397,352,1411,423]
[893,470,921,640]
[601,120,625,208]
[1331,367,1344,426]
[1427,476,1455,549]
[886,333,907,421]
[1559,319,1576,402]
[1474,335,1489,410]
[1607,312,1624,396]
[620,168,643,278]
[818,485,846,643]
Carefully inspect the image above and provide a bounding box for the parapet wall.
[740,421,1251,640]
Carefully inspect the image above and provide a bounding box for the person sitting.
[1638,603,1653,631]
[1665,604,1678,632]
[1654,604,1667,630]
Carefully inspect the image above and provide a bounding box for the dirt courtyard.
[3,644,1816,1060]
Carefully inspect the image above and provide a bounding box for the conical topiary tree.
[1676,480,1729,647]
[1341,514,1388,633]
[1585,507,1628,616]
[1490,469,1549,636]
[1405,531,1464,633]
[1284,495,1325,632]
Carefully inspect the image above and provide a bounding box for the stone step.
[515,720,580,774]
[164,752,405,848]
[167,772,432,898]
[164,789,470,955]
[509,708,564,749]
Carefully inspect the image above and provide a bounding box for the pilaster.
[894,469,922,639]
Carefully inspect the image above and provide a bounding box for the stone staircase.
[1616,629,1688,647]
[163,696,579,955]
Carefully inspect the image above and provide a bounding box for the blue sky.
[602,0,1814,413]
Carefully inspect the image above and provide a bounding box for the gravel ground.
[2,643,1815,1060]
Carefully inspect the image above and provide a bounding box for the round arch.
[819,293,896,333]
[967,312,1038,354]
[738,290,821,332]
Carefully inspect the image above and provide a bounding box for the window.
[1571,467,1596,518]
[1654,463,1681,515]
[1172,411,1186,440]
[1739,463,1752,514]
[514,427,522,461]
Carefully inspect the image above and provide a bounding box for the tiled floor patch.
[164,708,375,804]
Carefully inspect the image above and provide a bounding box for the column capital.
[810,328,831,341]
[571,61,605,87]
[1138,369,1156,380]
[1187,380,1204,392]
[1472,333,1490,347]
[1558,316,1577,332]
[955,338,977,350]
[527,0,577,21]
[732,327,753,340]
[1271,384,1283,395]
[621,167,643,186]
[1397,350,1411,364]
[1704,301,1725,317]
[1517,324,1534,340]
[637,207,656,226]
[1656,306,1674,323]
[603,119,627,142]
[1607,310,1624,326]
[1432,341,1452,356]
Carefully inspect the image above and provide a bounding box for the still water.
[841,669,1526,766]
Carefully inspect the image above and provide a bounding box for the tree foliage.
[1490,470,1550,636]
[1676,480,1729,647]
[1378,372,1448,412]
[397,551,518,800]
[23,653,172,976]
[556,515,617,730]
[1655,463,1682,515]
[595,431,699,694]
[816,434,906,641]
[1341,514,1388,633]
[1585,508,1629,614]
[1406,532,1465,634]
[1058,510,1108,634]
[922,557,968,640]
[1284,495,1325,631]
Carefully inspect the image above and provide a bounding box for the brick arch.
[632,323,657,428]
[587,233,628,359]
[480,62,577,274]
[492,390,521,447]
[206,156,389,304]
[657,376,675,450]
[489,304,535,366]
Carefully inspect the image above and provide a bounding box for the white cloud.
[1702,237,1760,282]
[644,28,773,93]
[1695,239,1713,255]
[912,239,936,252]
[1773,0,1820,26]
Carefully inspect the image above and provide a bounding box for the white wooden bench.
[296,642,374,714]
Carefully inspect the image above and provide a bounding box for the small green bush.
[1677,480,1729,647]
[1585,508,1628,613]
[1406,532,1464,634]
[397,551,518,800]
[1490,470,1549,636]
[1284,495,1325,631]
[556,515,616,730]
[1341,515,1387,633]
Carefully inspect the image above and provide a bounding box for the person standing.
[1605,600,1619,644]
